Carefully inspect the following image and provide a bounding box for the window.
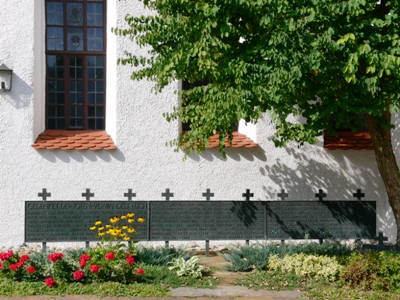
[45,0,106,130]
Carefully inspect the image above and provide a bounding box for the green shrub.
[136,247,191,266]
[167,256,204,278]
[219,243,352,272]
[267,253,342,282]
[341,251,400,292]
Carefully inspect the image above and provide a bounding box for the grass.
[0,264,219,297]
[236,270,400,300]
[0,277,169,297]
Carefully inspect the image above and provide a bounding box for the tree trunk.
[366,111,400,245]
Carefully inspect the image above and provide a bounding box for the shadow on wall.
[259,146,397,240]
[260,147,383,200]
[37,149,126,163]
[187,146,267,162]
[2,73,32,108]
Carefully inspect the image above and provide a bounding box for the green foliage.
[136,247,191,266]
[237,269,323,291]
[167,256,204,278]
[143,264,218,288]
[268,254,342,282]
[341,251,400,292]
[115,0,400,154]
[219,243,352,272]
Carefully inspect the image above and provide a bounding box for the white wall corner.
[238,119,257,143]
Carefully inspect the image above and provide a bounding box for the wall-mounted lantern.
[0,64,13,92]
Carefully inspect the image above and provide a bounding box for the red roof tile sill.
[32,130,117,151]
[204,131,258,149]
[323,130,373,150]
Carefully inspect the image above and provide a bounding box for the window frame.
[45,0,107,130]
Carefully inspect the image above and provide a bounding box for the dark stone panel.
[149,201,265,240]
[25,201,148,242]
[265,201,376,239]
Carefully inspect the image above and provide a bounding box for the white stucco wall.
[0,0,396,247]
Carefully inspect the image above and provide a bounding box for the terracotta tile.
[204,132,258,149]
[324,130,373,150]
[32,130,117,151]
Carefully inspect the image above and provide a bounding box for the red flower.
[79,254,91,261]
[26,266,36,273]
[48,253,63,263]
[89,264,100,273]
[0,250,13,261]
[19,255,30,263]
[73,270,85,281]
[80,260,87,268]
[135,268,144,275]
[126,255,135,265]
[104,252,115,260]
[16,261,24,268]
[0,263,3,269]
[9,264,18,271]
[44,277,56,287]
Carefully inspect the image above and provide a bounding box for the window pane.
[88,56,104,79]
[47,55,64,79]
[67,28,84,51]
[87,3,103,26]
[69,57,83,78]
[67,2,83,26]
[47,27,64,51]
[87,28,103,51]
[70,80,83,104]
[69,105,83,128]
[47,2,63,25]
[88,81,104,105]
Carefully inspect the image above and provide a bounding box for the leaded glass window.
[45,0,106,130]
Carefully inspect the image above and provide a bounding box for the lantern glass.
[0,64,13,91]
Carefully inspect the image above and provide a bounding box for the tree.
[114,0,400,243]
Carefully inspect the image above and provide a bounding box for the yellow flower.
[110,217,119,223]
[138,218,145,223]
[122,225,128,230]
[90,226,96,231]
[121,215,127,219]
[127,228,136,233]
[95,220,102,226]
[106,224,112,228]
[128,219,134,223]
[127,213,134,218]
[98,232,105,237]
[98,227,104,231]
[123,236,130,241]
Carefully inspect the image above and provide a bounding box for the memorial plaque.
[25,200,377,243]
[150,201,265,240]
[265,201,376,239]
[25,201,148,242]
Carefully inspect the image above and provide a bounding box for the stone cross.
[202,189,214,200]
[277,189,289,200]
[82,188,94,201]
[124,189,136,201]
[38,188,51,201]
[315,189,327,201]
[242,189,254,201]
[374,232,388,246]
[353,189,365,200]
[162,188,174,201]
